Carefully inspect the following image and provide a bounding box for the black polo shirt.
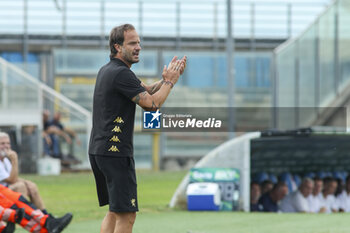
[89,58,146,157]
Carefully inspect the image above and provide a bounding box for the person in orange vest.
[0,184,72,233]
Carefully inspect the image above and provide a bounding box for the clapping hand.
[162,55,187,86]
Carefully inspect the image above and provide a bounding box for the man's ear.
[114,44,121,53]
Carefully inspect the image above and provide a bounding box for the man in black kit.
[89,24,186,233]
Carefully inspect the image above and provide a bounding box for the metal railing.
[0,0,329,40]
[273,0,350,130]
[0,56,92,169]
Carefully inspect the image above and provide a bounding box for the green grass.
[13,171,350,233]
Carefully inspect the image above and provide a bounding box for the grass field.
[13,171,350,233]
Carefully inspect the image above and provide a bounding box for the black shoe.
[3,223,15,233]
[15,208,25,224]
[45,213,73,233]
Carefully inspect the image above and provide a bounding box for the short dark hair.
[272,181,287,191]
[323,176,335,185]
[314,176,323,182]
[261,180,273,187]
[109,24,135,59]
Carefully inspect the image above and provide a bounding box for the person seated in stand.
[250,182,261,211]
[280,178,314,213]
[319,177,339,213]
[42,110,72,159]
[261,180,274,195]
[49,112,81,164]
[337,175,350,212]
[258,181,288,212]
[307,177,326,213]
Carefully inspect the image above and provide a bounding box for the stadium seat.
[316,171,327,179]
[269,174,278,184]
[279,172,297,193]
[341,171,348,180]
[304,172,315,179]
[253,172,269,184]
[332,171,345,182]
[293,174,301,187]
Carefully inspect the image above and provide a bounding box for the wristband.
[164,80,174,88]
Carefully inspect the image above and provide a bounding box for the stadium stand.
[0,0,331,171]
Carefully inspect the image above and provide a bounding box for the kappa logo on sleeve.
[143,110,161,129]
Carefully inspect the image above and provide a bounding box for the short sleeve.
[114,68,146,100]
[0,159,11,181]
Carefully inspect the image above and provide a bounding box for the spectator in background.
[334,177,344,197]
[50,112,81,164]
[51,112,81,146]
[261,180,274,195]
[308,177,325,213]
[337,175,350,212]
[0,132,46,212]
[250,182,261,211]
[319,177,339,213]
[258,181,288,212]
[280,178,314,213]
[42,110,72,159]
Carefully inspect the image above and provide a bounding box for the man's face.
[300,181,314,197]
[262,183,273,194]
[0,136,11,154]
[276,186,288,201]
[43,110,50,122]
[54,113,61,121]
[324,181,337,195]
[251,184,261,202]
[329,181,338,195]
[117,30,141,66]
[314,180,323,194]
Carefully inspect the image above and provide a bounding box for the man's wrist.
[164,80,174,88]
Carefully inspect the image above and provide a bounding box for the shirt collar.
[111,57,129,68]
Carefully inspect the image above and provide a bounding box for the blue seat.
[333,171,345,182]
[304,172,315,179]
[279,172,296,193]
[293,174,301,187]
[253,172,269,184]
[269,174,278,184]
[341,171,348,181]
[316,171,327,179]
